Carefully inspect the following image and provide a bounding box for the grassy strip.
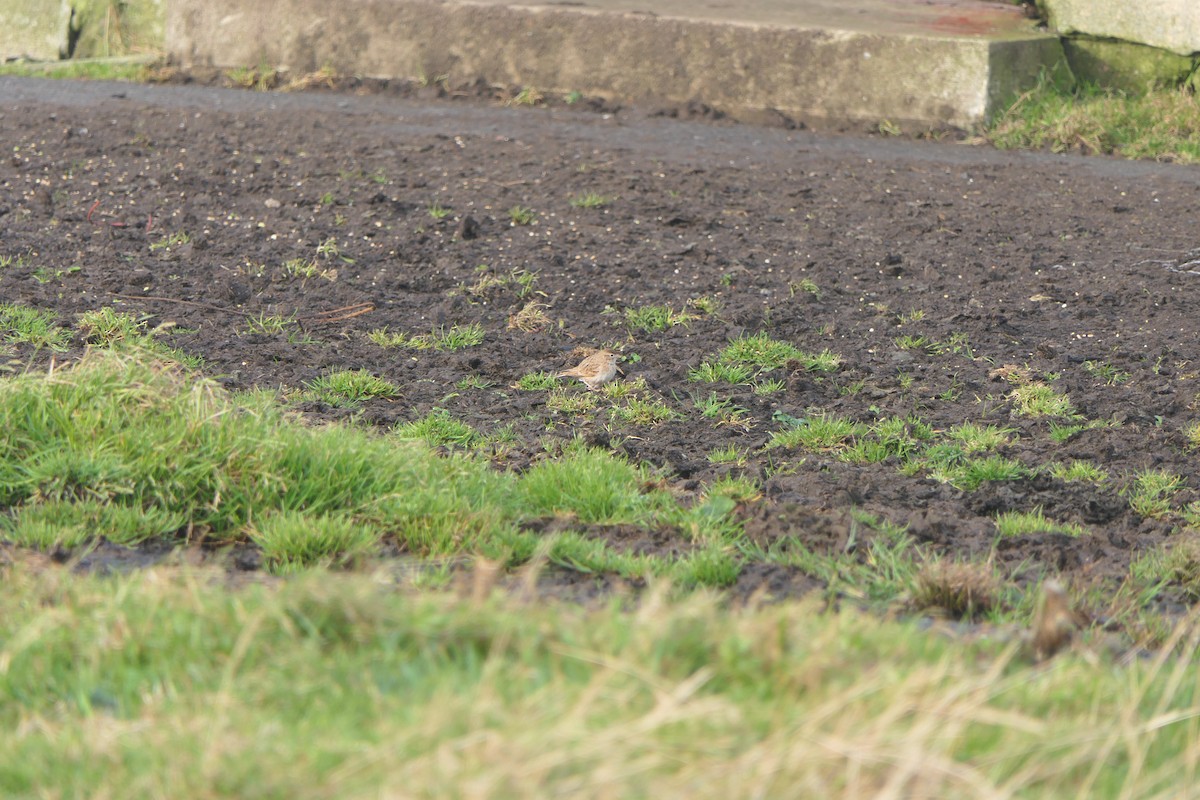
[0,351,738,581]
[2,566,1200,797]
[0,58,156,82]
[987,77,1200,163]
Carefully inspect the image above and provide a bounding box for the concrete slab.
[0,0,70,61]
[1040,0,1200,57]
[166,0,1065,129]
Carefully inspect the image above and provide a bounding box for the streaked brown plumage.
[1030,579,1083,661]
[556,350,619,390]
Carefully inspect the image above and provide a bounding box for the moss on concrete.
[1062,38,1196,93]
[70,0,164,58]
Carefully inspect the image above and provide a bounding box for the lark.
[557,350,620,390]
[1030,579,1085,661]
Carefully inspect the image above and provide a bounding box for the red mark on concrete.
[931,14,1001,36]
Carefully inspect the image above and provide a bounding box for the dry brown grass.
[988,81,1200,163]
[507,301,553,332]
[913,559,1000,619]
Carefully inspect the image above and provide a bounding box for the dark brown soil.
[3,76,1200,618]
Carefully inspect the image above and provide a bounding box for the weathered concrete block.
[1039,0,1200,56]
[166,0,1063,129]
[1063,38,1195,92]
[0,0,70,60]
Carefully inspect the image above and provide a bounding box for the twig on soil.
[113,294,376,325]
[86,198,149,230]
[111,293,254,316]
[477,178,533,188]
[300,303,375,324]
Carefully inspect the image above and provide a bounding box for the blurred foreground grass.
[2,564,1200,798]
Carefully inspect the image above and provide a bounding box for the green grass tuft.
[688,361,754,384]
[1048,460,1109,484]
[77,308,203,367]
[516,371,559,391]
[251,510,379,573]
[1126,469,1184,519]
[0,303,71,351]
[519,446,661,524]
[304,369,399,405]
[366,324,484,351]
[994,507,1086,538]
[693,333,840,384]
[609,397,679,426]
[1009,381,1076,418]
[569,192,613,209]
[767,413,866,452]
[394,409,482,450]
[623,304,694,333]
[2,499,184,549]
[508,206,536,225]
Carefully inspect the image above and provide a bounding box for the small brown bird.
[1030,579,1084,661]
[557,350,620,390]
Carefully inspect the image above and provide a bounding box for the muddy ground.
[2,76,1200,620]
